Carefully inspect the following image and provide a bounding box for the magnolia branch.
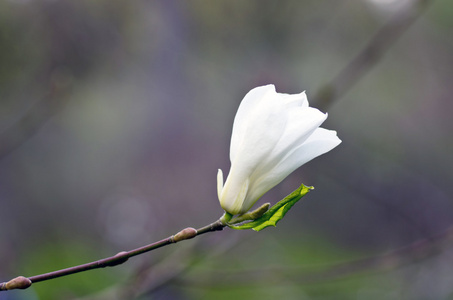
[0,184,304,293]
[0,220,225,292]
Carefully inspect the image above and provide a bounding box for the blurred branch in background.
[0,0,433,160]
[0,68,72,160]
[150,230,448,294]
[180,223,453,287]
[313,0,434,111]
[0,0,120,161]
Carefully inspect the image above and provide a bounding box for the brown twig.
[0,223,224,292]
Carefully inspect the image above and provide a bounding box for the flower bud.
[217,85,341,215]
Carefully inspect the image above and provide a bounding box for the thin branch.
[313,0,434,111]
[133,228,244,299]
[75,217,453,299]
[0,221,225,292]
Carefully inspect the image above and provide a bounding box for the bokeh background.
[1,0,453,299]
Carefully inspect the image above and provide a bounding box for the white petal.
[217,169,224,200]
[245,128,341,204]
[252,107,327,180]
[272,107,327,159]
[230,86,309,163]
[229,94,289,176]
[280,90,309,108]
[230,85,276,162]
[220,175,250,215]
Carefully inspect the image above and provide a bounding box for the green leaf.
[229,184,313,232]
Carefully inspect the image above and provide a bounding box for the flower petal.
[230,85,276,162]
[217,169,224,200]
[218,84,341,215]
[279,90,309,108]
[220,175,250,215]
[252,107,327,182]
[229,95,289,174]
[245,128,341,204]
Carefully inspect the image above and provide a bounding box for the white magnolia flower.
[217,84,341,215]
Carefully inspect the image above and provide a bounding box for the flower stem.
[0,219,226,292]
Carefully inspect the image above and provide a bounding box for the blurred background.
[1,0,452,299]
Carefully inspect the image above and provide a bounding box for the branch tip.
[0,276,32,291]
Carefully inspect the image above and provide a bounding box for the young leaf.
[228,184,313,231]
